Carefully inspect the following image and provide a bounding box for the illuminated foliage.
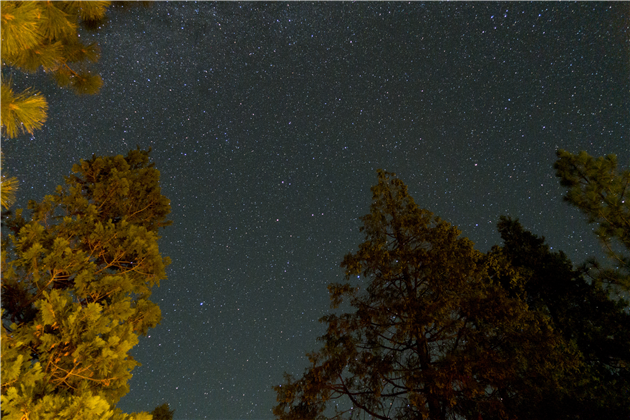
[1,153,19,210]
[1,1,111,138]
[1,148,171,420]
[0,83,48,139]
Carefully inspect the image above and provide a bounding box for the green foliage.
[274,170,580,420]
[0,1,111,138]
[1,148,171,420]
[150,403,175,420]
[554,149,630,293]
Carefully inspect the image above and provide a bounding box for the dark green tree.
[1,148,171,420]
[494,216,630,419]
[554,149,630,293]
[150,403,175,420]
[274,170,580,420]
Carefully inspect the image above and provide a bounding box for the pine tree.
[274,170,580,420]
[494,216,630,419]
[1,1,111,139]
[554,149,630,293]
[1,148,171,420]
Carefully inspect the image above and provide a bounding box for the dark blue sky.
[4,2,629,419]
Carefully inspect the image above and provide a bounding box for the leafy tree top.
[2,149,171,420]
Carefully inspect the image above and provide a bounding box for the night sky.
[3,2,629,419]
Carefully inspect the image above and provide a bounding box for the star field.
[3,2,629,419]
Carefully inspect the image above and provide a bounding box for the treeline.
[274,152,630,420]
[2,148,627,420]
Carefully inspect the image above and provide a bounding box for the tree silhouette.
[554,149,630,294]
[494,216,630,418]
[274,170,580,420]
[150,403,175,420]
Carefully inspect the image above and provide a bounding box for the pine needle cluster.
[0,152,19,209]
[1,1,111,139]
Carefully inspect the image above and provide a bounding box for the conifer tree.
[554,149,630,293]
[1,148,172,420]
[1,1,110,139]
[494,216,630,419]
[274,170,580,420]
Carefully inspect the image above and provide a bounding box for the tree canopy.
[1,1,111,139]
[274,170,581,420]
[494,216,630,418]
[554,149,630,294]
[1,148,171,420]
